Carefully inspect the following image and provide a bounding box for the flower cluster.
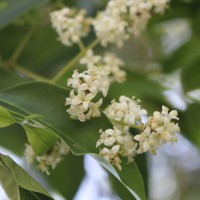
[96,127,137,170]
[80,50,126,83]
[104,96,147,126]
[49,1,179,172]
[65,66,109,122]
[24,140,70,175]
[96,96,179,170]
[50,1,169,48]
[134,106,179,155]
[50,7,91,46]
[93,0,169,47]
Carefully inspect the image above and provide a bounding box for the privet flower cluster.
[65,66,109,122]
[48,0,178,172]
[24,140,70,175]
[93,0,169,47]
[23,0,175,175]
[80,50,126,83]
[50,8,91,46]
[96,127,137,170]
[134,106,179,155]
[97,98,179,170]
[50,0,169,48]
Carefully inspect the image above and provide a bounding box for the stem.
[9,27,34,65]
[78,40,85,51]
[130,123,143,130]
[14,65,50,82]
[110,119,143,130]
[51,39,99,83]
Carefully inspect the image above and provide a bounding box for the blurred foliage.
[0,0,200,199]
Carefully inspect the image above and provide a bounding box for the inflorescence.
[25,0,178,173]
[24,139,70,175]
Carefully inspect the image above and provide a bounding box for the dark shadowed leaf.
[0,68,27,91]
[0,0,49,28]
[0,160,20,200]
[0,153,54,199]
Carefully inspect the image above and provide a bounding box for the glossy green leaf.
[0,124,84,199]
[0,105,16,127]
[0,81,146,200]
[0,0,49,28]
[19,187,53,200]
[0,68,27,91]
[0,153,54,199]
[23,124,58,156]
[47,154,84,199]
[93,155,146,200]
[0,160,20,200]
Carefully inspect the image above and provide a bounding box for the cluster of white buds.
[24,140,70,175]
[50,7,91,46]
[97,127,137,170]
[93,0,169,47]
[93,13,129,47]
[97,96,179,170]
[65,66,109,122]
[104,96,147,127]
[80,50,126,83]
[134,105,179,155]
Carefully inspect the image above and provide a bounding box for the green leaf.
[0,68,27,91]
[181,103,200,148]
[0,153,54,199]
[0,160,20,200]
[0,81,110,154]
[23,123,58,156]
[0,81,146,200]
[47,154,85,199]
[0,105,16,127]
[0,124,27,155]
[92,154,146,200]
[19,187,53,200]
[0,0,49,28]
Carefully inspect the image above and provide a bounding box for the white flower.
[93,13,129,47]
[66,66,109,121]
[121,133,137,163]
[96,127,123,147]
[106,0,128,16]
[134,106,179,154]
[104,96,147,126]
[80,51,127,83]
[100,145,122,170]
[93,0,169,46]
[102,52,126,83]
[24,143,35,164]
[152,0,170,13]
[50,8,91,46]
[97,126,137,169]
[24,140,70,175]
[79,50,102,68]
